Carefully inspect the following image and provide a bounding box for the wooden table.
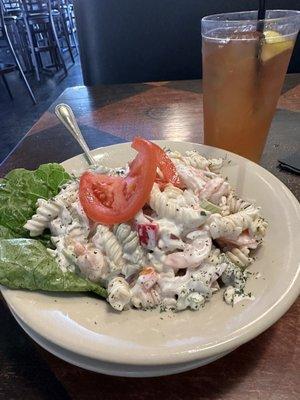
[0,76,299,400]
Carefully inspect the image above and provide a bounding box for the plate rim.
[1,140,300,366]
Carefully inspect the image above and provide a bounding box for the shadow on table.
[1,288,293,400]
[0,294,70,399]
[0,124,127,176]
[37,320,279,400]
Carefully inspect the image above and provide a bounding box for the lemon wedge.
[261,30,294,62]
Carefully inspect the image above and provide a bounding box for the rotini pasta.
[93,225,125,274]
[24,180,79,237]
[24,198,63,237]
[107,277,131,311]
[220,191,253,216]
[167,149,223,173]
[226,247,253,269]
[208,207,259,240]
[150,183,209,228]
[113,223,146,277]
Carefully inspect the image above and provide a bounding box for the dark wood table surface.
[0,76,299,400]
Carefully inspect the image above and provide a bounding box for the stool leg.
[66,4,78,54]
[2,75,13,100]
[4,24,37,104]
[18,21,32,73]
[14,21,29,72]
[49,16,67,75]
[23,16,40,81]
[47,26,60,71]
[60,14,75,63]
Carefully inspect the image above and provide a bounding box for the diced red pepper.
[137,223,158,250]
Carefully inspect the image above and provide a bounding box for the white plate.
[1,141,300,377]
[9,307,229,377]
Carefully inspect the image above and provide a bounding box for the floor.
[0,53,83,163]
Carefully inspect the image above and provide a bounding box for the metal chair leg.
[66,5,78,55]
[4,23,37,104]
[17,21,32,73]
[13,21,30,72]
[60,14,75,63]
[49,16,67,75]
[23,16,40,81]
[70,26,78,56]
[2,75,13,100]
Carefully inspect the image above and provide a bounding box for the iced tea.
[202,11,299,162]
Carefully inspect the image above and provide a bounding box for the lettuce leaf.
[0,225,19,239]
[0,163,70,237]
[0,239,107,298]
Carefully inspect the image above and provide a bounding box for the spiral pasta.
[24,180,79,237]
[226,247,253,269]
[208,157,224,173]
[24,198,63,237]
[93,225,125,274]
[150,183,208,228]
[208,207,259,240]
[107,277,131,311]
[113,223,146,277]
[250,217,268,238]
[167,150,223,173]
[220,192,253,216]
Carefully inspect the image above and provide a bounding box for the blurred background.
[0,0,299,162]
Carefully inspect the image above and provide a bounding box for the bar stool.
[0,2,36,103]
[58,0,78,55]
[22,0,70,75]
[51,0,76,61]
[1,0,40,80]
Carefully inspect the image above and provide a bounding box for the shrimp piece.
[138,267,159,289]
[176,164,229,204]
[200,178,230,205]
[74,244,108,282]
[74,242,86,256]
[176,164,208,193]
[218,231,258,250]
[164,232,212,269]
[131,267,161,309]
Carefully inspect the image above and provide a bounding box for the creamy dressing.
[224,285,255,305]
[23,148,267,312]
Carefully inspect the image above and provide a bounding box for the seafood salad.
[23,138,268,312]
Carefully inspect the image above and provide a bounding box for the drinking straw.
[257,0,266,32]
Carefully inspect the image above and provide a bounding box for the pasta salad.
[23,138,268,312]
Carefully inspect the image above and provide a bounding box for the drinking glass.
[201,10,300,162]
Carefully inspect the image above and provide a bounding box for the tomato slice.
[79,137,159,224]
[152,143,184,189]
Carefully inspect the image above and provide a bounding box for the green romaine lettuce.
[0,163,70,237]
[0,225,19,239]
[0,239,107,298]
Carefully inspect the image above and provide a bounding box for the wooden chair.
[0,2,36,103]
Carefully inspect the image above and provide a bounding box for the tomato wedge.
[79,137,160,224]
[152,143,184,189]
